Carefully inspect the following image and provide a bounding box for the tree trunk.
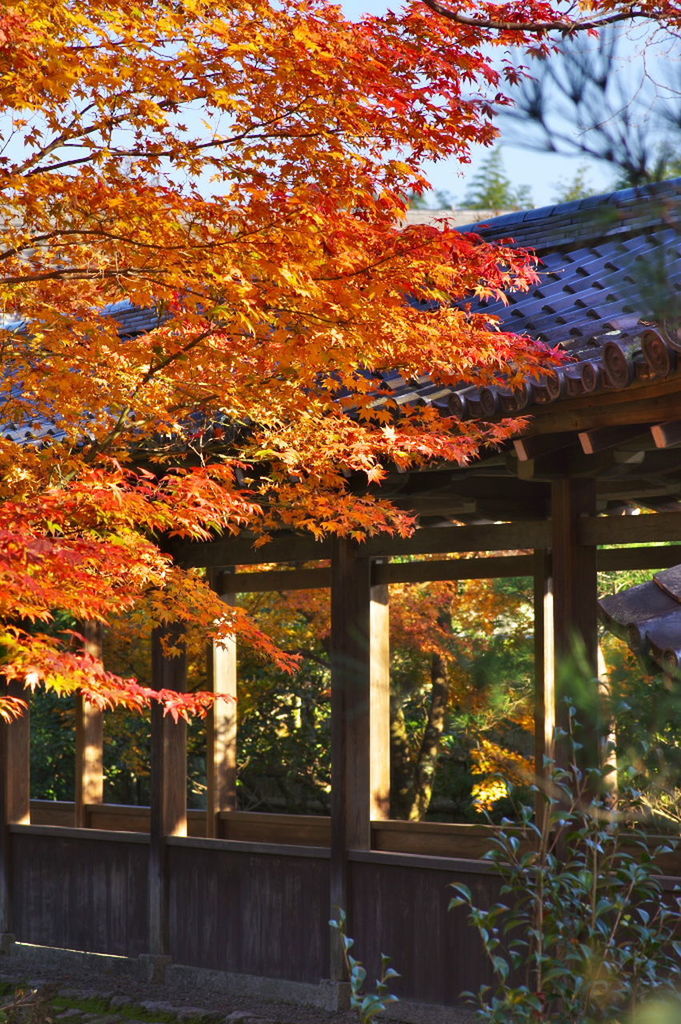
[407,652,450,821]
[390,691,414,819]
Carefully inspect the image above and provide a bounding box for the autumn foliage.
[1,0,678,715]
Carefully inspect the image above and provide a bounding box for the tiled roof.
[600,564,681,673]
[374,177,681,418]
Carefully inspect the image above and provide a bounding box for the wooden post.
[74,622,104,828]
[550,478,600,771]
[329,540,390,981]
[0,683,30,939]
[533,550,555,823]
[206,569,238,838]
[148,624,187,957]
[370,580,390,821]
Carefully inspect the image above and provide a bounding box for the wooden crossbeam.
[578,424,651,455]
[651,421,681,449]
[513,432,575,462]
[170,520,551,568]
[581,512,681,546]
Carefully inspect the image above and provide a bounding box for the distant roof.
[403,208,513,227]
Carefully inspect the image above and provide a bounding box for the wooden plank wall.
[349,852,497,1005]
[167,840,330,983]
[10,827,149,956]
[8,821,681,1004]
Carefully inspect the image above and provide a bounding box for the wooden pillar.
[0,683,30,937]
[206,570,238,838]
[533,550,554,821]
[329,540,390,980]
[148,624,187,957]
[550,477,600,771]
[75,622,104,828]
[370,580,390,821]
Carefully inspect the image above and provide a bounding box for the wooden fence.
[5,802,680,1008]
[5,803,508,1006]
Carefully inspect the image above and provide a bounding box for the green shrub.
[329,909,400,1024]
[450,727,681,1022]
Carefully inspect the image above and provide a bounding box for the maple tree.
[2,0,679,719]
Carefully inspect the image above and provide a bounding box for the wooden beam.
[551,478,600,771]
[0,685,30,827]
[149,624,187,956]
[581,512,681,546]
[229,566,331,592]
[578,424,651,455]
[74,622,104,828]
[170,520,551,569]
[513,433,575,462]
[528,391,679,436]
[597,545,681,572]
[528,388,681,437]
[375,554,534,584]
[207,570,238,838]
[365,521,550,557]
[169,533,332,569]
[0,683,30,938]
[651,421,681,449]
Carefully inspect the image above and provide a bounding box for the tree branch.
[420,0,654,35]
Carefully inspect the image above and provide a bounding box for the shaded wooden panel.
[88,803,151,832]
[225,559,537,591]
[217,811,330,846]
[167,843,329,982]
[598,545,681,572]
[172,520,550,569]
[330,540,371,871]
[371,820,528,860]
[30,800,75,828]
[11,828,148,955]
[230,567,331,593]
[376,555,534,585]
[349,853,498,1006]
[150,626,188,838]
[582,512,681,546]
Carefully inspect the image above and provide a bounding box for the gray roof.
[374,177,681,418]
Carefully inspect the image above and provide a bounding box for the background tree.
[552,164,597,203]
[462,148,533,210]
[503,26,681,189]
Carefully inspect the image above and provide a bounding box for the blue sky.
[341,0,661,208]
